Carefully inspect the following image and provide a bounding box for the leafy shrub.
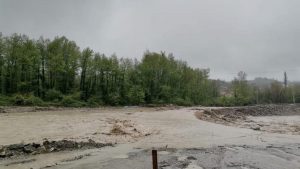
[12,94,26,105]
[106,92,120,106]
[71,91,82,100]
[0,95,12,106]
[44,89,63,101]
[172,98,193,106]
[24,95,44,106]
[12,94,44,106]
[87,96,103,107]
[234,96,252,106]
[60,96,86,107]
[213,96,235,107]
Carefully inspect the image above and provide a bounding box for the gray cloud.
[1,0,300,81]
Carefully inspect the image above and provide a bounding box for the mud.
[0,106,64,114]
[97,118,152,138]
[99,143,300,169]
[0,106,299,169]
[195,104,300,134]
[0,139,112,158]
[0,107,156,146]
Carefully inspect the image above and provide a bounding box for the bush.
[87,96,103,107]
[106,92,120,106]
[0,95,12,106]
[213,96,235,107]
[234,96,252,106]
[71,91,82,100]
[12,94,25,105]
[60,96,86,107]
[12,94,44,106]
[44,89,63,101]
[172,98,193,106]
[24,95,44,106]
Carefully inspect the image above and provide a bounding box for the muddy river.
[0,106,299,169]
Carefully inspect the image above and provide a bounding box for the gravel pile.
[224,104,300,116]
[200,104,300,122]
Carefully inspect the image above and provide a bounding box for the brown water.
[0,107,299,169]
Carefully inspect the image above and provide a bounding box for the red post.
[152,150,158,169]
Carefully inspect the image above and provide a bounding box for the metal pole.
[152,150,158,169]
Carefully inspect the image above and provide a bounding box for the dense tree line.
[0,33,299,107]
[0,33,219,106]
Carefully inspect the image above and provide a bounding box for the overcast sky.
[1,0,300,81]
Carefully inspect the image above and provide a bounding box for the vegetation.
[0,33,299,107]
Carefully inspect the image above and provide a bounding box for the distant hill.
[248,77,278,89]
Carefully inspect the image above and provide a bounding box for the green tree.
[232,71,252,105]
[0,33,225,106]
[79,48,93,100]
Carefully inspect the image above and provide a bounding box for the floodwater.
[0,107,299,169]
